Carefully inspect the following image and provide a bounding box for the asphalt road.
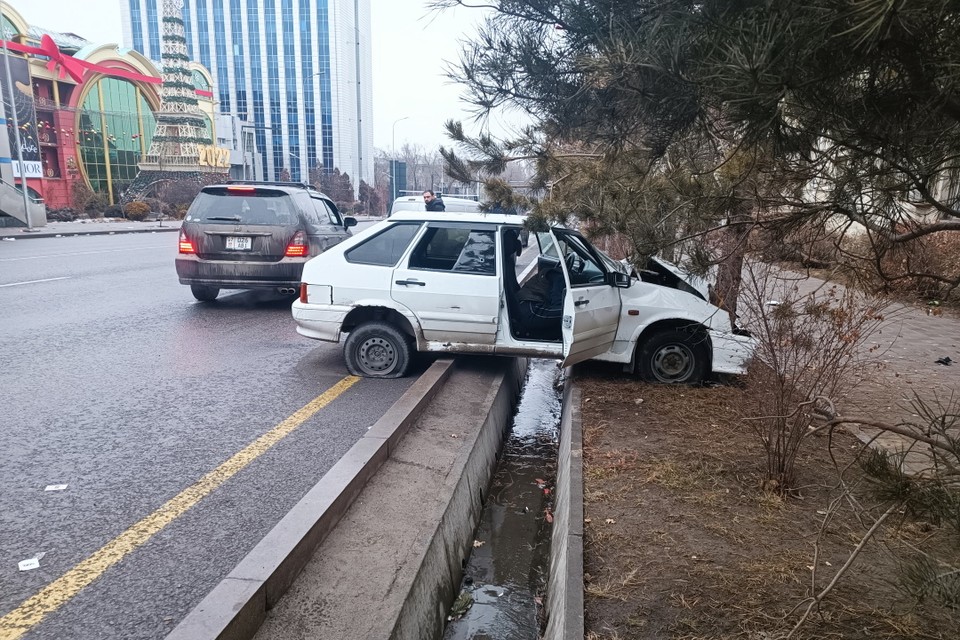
[0,231,416,639]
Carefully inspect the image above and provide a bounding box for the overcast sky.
[10,0,525,154]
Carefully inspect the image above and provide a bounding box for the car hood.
[619,256,711,300]
[652,257,712,300]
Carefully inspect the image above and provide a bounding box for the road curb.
[543,373,585,639]
[0,226,181,240]
[389,357,527,639]
[166,358,456,640]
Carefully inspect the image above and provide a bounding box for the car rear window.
[186,189,299,226]
[345,223,421,266]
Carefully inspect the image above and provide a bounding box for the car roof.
[202,182,332,197]
[393,195,479,205]
[386,210,528,225]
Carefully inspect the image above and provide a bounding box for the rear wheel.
[636,329,708,384]
[191,285,220,302]
[343,322,413,378]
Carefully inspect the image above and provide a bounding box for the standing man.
[423,190,445,212]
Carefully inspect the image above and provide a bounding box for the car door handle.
[395,279,426,286]
[574,299,589,307]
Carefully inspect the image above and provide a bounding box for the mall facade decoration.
[0,3,226,210]
[121,0,374,192]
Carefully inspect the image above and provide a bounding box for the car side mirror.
[609,271,631,288]
[343,216,358,228]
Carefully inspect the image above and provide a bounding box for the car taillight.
[285,230,307,257]
[178,230,196,254]
[300,282,308,303]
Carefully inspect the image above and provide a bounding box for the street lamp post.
[391,116,409,206]
[0,8,33,229]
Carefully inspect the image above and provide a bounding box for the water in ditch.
[442,359,563,640]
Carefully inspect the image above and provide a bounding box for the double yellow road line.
[0,376,359,640]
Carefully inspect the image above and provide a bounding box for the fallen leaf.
[584,518,592,524]
[605,518,616,524]
[543,488,551,495]
[473,540,485,548]
[545,509,554,523]
[450,434,458,438]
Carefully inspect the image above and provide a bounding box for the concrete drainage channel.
[167,356,584,640]
[443,359,562,639]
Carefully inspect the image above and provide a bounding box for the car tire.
[636,329,708,384]
[191,285,220,302]
[343,322,413,378]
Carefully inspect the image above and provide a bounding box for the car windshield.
[186,189,299,226]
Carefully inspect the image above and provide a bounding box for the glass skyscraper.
[120,0,373,190]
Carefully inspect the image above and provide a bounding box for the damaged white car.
[292,211,755,381]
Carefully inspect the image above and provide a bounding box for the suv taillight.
[285,230,307,257]
[300,282,308,303]
[178,230,196,254]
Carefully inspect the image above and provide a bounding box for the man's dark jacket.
[425,197,445,212]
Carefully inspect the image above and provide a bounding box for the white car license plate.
[226,236,252,251]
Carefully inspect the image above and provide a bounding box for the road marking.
[0,375,361,640]
[0,246,169,262]
[0,277,71,288]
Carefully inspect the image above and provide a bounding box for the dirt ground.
[576,358,960,640]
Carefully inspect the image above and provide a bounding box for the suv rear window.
[186,188,300,226]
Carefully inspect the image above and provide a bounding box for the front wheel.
[343,322,413,378]
[191,285,220,301]
[636,329,709,384]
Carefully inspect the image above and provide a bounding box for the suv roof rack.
[225,180,318,190]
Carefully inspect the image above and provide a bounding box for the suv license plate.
[226,236,252,250]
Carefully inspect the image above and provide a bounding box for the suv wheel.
[191,285,220,302]
[636,329,708,384]
[343,322,412,378]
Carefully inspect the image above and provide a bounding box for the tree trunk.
[711,208,752,325]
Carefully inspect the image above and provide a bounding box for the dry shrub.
[736,262,891,490]
[844,229,960,301]
[123,201,151,221]
[751,222,844,268]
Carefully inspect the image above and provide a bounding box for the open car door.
[544,229,622,366]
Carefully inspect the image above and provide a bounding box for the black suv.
[176,181,357,301]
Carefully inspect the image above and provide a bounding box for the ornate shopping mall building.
[1,3,222,212]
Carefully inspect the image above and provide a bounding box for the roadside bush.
[846,229,960,302]
[85,193,109,217]
[104,204,123,218]
[47,207,77,222]
[751,223,843,268]
[143,198,162,215]
[123,201,151,221]
[172,203,190,220]
[736,261,890,491]
[71,182,94,212]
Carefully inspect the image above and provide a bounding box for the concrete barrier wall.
[543,376,585,640]
[391,356,528,640]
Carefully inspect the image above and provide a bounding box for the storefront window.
[1,15,19,40]
[77,77,157,200]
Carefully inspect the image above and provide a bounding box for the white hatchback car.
[292,211,755,381]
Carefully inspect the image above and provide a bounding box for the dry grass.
[578,363,960,639]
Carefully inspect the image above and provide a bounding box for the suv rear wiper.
[204,216,243,222]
